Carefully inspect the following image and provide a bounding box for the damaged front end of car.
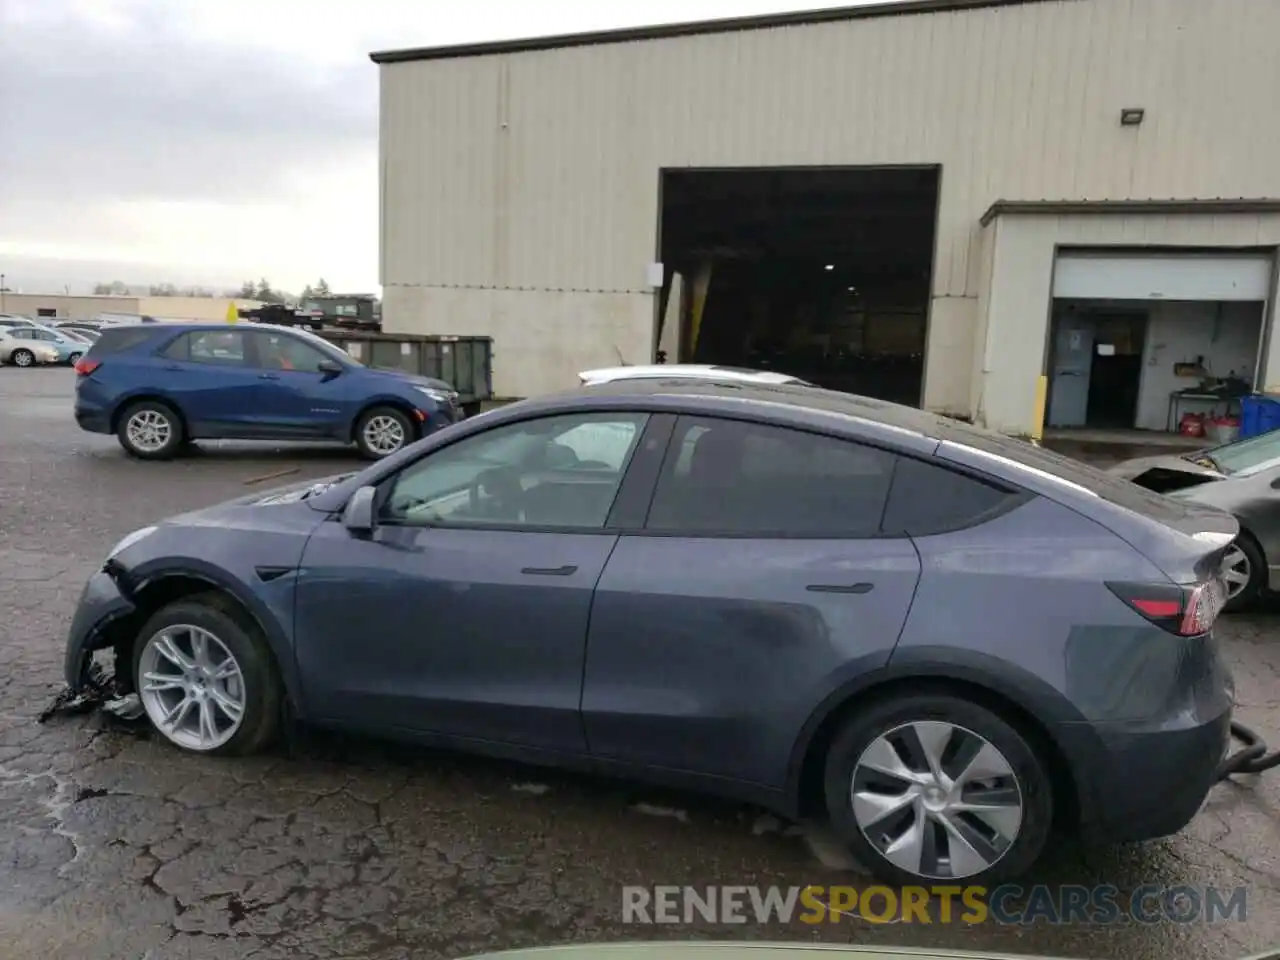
[41,557,147,723]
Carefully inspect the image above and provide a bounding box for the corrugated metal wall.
[379,0,1280,400]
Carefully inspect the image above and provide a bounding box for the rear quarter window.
[880,456,1022,536]
[86,327,157,356]
[939,426,1198,525]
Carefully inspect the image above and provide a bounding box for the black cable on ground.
[1216,721,1280,781]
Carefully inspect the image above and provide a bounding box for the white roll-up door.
[1052,252,1273,301]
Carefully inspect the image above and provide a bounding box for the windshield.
[1202,430,1280,475]
[286,326,365,367]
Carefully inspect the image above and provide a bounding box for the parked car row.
[0,315,96,366]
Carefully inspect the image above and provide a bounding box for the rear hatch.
[935,426,1238,584]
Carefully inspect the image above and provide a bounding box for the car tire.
[117,400,184,460]
[822,692,1054,887]
[10,349,35,368]
[1222,532,1266,612]
[67,352,82,365]
[355,405,415,459]
[132,592,281,756]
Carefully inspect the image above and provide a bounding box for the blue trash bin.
[1238,395,1280,439]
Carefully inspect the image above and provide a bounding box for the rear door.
[581,415,922,788]
[155,330,265,437]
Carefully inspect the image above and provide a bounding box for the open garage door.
[658,167,939,406]
[1047,250,1273,432]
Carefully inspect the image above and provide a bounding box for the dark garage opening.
[657,166,939,406]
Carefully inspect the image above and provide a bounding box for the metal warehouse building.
[371,0,1280,436]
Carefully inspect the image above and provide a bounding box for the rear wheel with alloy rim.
[117,401,184,460]
[11,349,34,367]
[1222,533,1266,612]
[823,693,1053,886]
[67,352,82,364]
[132,593,281,755]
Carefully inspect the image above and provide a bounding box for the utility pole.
[0,273,7,313]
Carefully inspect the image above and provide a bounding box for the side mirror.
[342,485,377,532]
[317,360,343,376]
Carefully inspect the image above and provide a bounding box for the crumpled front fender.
[63,564,137,690]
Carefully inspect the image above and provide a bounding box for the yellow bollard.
[1030,375,1048,446]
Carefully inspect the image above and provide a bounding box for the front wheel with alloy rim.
[67,352,82,364]
[10,349,35,367]
[117,400,184,460]
[355,405,415,459]
[823,693,1053,886]
[133,593,281,755]
[1222,533,1266,612]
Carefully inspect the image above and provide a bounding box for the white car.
[0,329,60,367]
[577,364,811,387]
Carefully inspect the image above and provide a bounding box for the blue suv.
[74,323,463,460]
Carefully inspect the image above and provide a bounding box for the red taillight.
[1107,579,1227,637]
[74,358,100,376]
[1130,598,1182,618]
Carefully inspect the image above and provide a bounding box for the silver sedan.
[0,330,61,367]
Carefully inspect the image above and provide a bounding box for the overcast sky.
[0,0,873,295]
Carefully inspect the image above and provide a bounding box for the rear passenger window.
[162,331,246,365]
[880,456,1018,535]
[86,327,155,356]
[646,417,895,537]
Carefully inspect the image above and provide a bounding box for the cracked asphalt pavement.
[1,368,1279,960]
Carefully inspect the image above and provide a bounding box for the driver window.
[381,412,650,529]
[250,331,329,372]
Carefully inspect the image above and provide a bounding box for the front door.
[1048,320,1095,427]
[581,415,923,787]
[293,410,653,752]
[246,330,352,438]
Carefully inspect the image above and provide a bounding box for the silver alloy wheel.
[68,352,82,363]
[12,350,33,367]
[1222,544,1252,601]
[137,624,245,751]
[126,409,172,453]
[851,720,1023,880]
[362,414,406,456]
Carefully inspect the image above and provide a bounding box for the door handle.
[521,565,578,577]
[806,583,874,595]
[163,364,182,372]
[259,373,280,380]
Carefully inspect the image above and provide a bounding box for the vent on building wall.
[1119,108,1145,126]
